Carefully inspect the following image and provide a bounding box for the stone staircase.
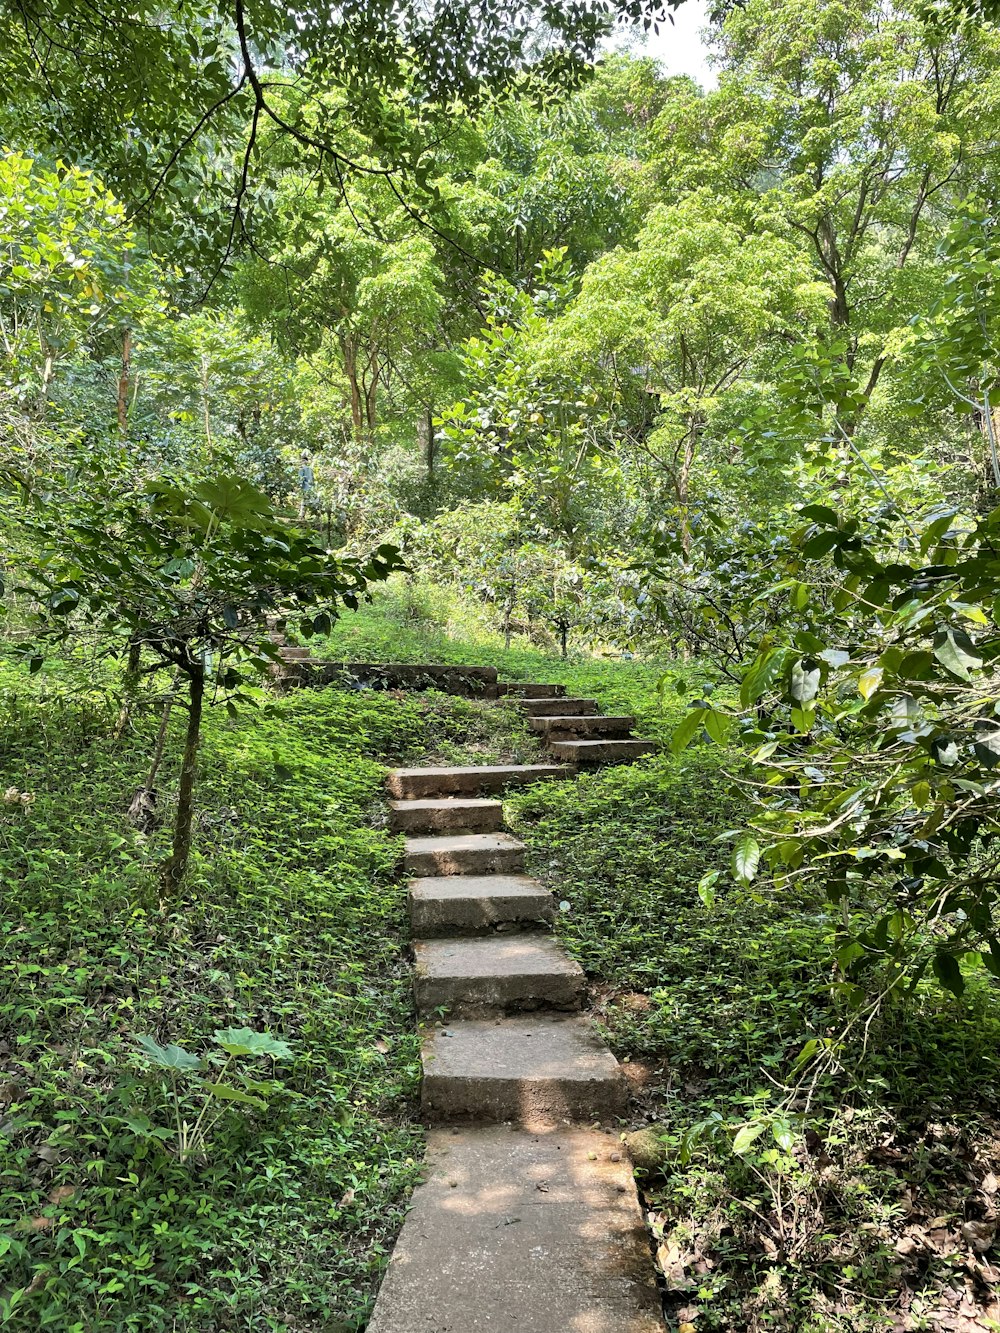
[369,680,663,1333]
[498,680,656,767]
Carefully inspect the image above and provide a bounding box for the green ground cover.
[0,641,523,1332]
[4,586,999,1332]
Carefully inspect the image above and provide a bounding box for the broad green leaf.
[931,951,965,997]
[740,648,786,708]
[202,1082,267,1109]
[932,629,982,682]
[771,1120,795,1152]
[135,1035,201,1071]
[732,833,760,884]
[703,708,732,745]
[697,870,719,907]
[213,1027,294,1060]
[670,707,706,754]
[732,1121,766,1155]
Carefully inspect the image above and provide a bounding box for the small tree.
[11,455,402,891]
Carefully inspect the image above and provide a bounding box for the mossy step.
[497,682,567,698]
[518,697,599,717]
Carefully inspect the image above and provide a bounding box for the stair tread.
[367,1127,663,1333]
[409,873,551,901]
[423,1014,621,1083]
[404,832,525,855]
[391,763,569,779]
[414,935,582,981]
[388,763,573,798]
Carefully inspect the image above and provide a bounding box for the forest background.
[3,0,1000,1328]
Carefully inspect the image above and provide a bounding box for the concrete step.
[519,696,599,717]
[278,645,311,660]
[404,832,525,877]
[409,874,555,936]
[497,682,566,698]
[421,1015,626,1123]
[390,798,504,835]
[387,763,571,799]
[528,714,636,739]
[413,935,584,1016]
[367,1126,664,1333]
[547,738,657,766]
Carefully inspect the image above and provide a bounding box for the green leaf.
[212,1028,294,1060]
[931,951,965,997]
[740,648,786,708]
[732,1121,766,1155]
[135,1035,201,1071]
[703,708,732,745]
[697,870,719,908]
[732,833,760,885]
[933,629,982,682]
[771,1119,795,1152]
[202,1082,267,1109]
[670,707,706,754]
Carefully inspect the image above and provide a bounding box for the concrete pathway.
[370,680,663,1332]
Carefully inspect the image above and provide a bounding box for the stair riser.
[421,1073,626,1124]
[389,769,567,798]
[528,717,635,739]
[414,974,583,1017]
[390,805,504,835]
[497,683,566,698]
[547,740,656,766]
[410,896,554,936]
[404,847,526,877]
[519,699,598,717]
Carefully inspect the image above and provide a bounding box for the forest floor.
[1,582,998,1332]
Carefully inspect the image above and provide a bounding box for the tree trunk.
[424,407,435,480]
[160,664,205,893]
[117,327,132,437]
[113,635,143,740]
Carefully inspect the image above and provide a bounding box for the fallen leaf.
[47,1186,76,1205]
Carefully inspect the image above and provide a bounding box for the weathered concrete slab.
[547,738,656,765]
[409,874,555,936]
[404,832,526,877]
[518,697,599,717]
[496,682,567,698]
[387,764,572,799]
[421,1015,626,1123]
[390,798,504,835]
[413,935,583,1016]
[528,714,636,738]
[368,1126,664,1333]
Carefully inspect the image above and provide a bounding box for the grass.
[4,582,999,1333]
[0,642,523,1332]
[328,586,1000,1332]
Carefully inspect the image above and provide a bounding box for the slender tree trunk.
[161,665,204,893]
[113,635,143,740]
[117,327,132,437]
[425,408,435,480]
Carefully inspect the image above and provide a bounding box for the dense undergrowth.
[338,588,1000,1333]
[4,584,1000,1332]
[0,633,533,1332]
